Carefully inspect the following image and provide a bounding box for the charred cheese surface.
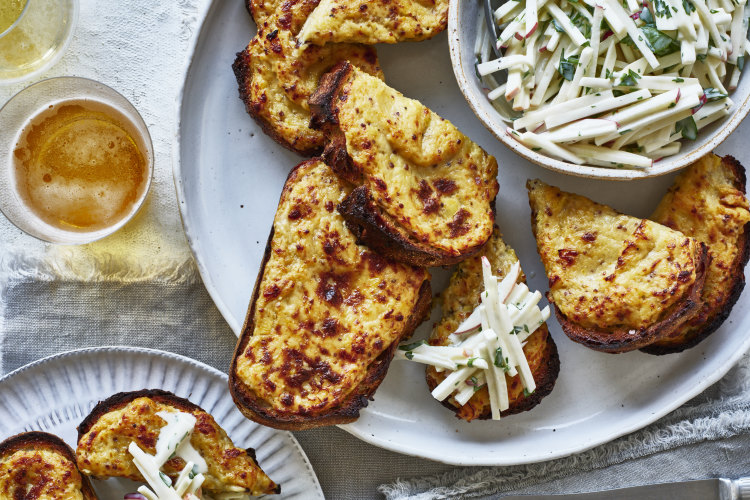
[649,154,750,347]
[427,229,557,421]
[528,179,702,330]
[234,4,382,155]
[298,0,449,45]
[0,448,85,500]
[332,67,498,255]
[76,397,277,496]
[235,161,429,419]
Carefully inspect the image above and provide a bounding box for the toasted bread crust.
[0,432,98,500]
[551,242,709,353]
[229,160,432,430]
[77,389,204,440]
[76,389,279,495]
[339,186,493,267]
[642,155,750,355]
[310,61,499,267]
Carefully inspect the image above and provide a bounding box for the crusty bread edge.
[228,160,432,430]
[309,61,495,267]
[642,155,750,355]
[0,431,99,499]
[553,242,710,353]
[232,48,322,158]
[77,389,205,441]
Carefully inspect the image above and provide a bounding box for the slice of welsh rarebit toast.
[643,154,750,354]
[0,432,98,499]
[309,61,499,267]
[233,2,383,156]
[76,389,278,496]
[297,0,449,45]
[230,159,431,430]
[426,228,560,420]
[528,179,709,353]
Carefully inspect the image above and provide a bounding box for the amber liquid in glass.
[12,101,149,232]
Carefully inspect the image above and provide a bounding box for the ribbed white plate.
[0,346,323,499]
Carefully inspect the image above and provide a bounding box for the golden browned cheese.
[233,2,382,156]
[233,161,430,422]
[647,154,750,352]
[248,0,320,30]
[76,397,277,495]
[0,448,85,499]
[330,67,498,256]
[297,0,449,45]
[426,229,559,421]
[528,179,703,331]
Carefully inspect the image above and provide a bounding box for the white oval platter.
[0,346,323,499]
[174,0,750,466]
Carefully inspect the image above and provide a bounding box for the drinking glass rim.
[0,0,31,40]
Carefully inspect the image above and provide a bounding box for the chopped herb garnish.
[704,87,728,101]
[405,351,414,360]
[673,77,684,82]
[467,357,478,367]
[523,388,535,397]
[619,69,642,87]
[675,116,698,140]
[399,340,425,351]
[640,25,680,56]
[558,50,580,81]
[494,347,509,372]
[160,471,172,486]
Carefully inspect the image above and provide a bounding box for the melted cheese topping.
[240,10,382,153]
[0,448,85,500]
[427,229,553,421]
[76,397,277,496]
[298,0,449,45]
[651,154,750,338]
[235,161,429,417]
[529,179,702,330]
[334,68,499,254]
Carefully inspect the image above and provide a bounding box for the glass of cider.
[0,77,153,244]
[0,0,78,84]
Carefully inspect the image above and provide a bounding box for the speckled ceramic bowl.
[448,0,750,180]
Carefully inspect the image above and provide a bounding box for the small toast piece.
[233,4,382,156]
[527,179,709,353]
[309,61,499,267]
[643,154,750,354]
[76,389,278,496]
[297,0,449,45]
[426,228,560,421]
[230,160,431,430]
[0,432,97,499]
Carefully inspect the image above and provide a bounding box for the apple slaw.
[475,0,750,168]
[395,259,551,420]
